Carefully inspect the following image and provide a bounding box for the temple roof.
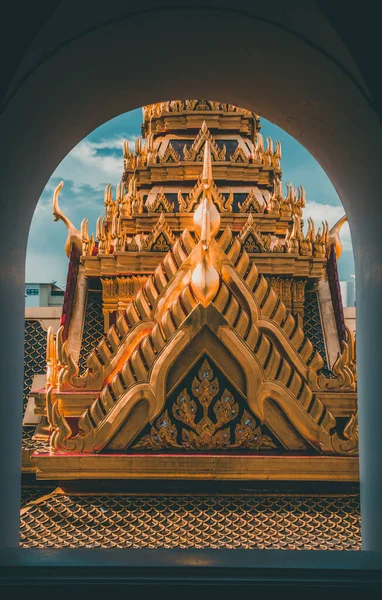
[35,141,358,479]
[20,488,361,550]
[20,100,356,485]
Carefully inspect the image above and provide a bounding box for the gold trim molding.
[101,275,148,313]
[32,453,359,481]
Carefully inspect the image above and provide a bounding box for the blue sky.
[26,107,354,289]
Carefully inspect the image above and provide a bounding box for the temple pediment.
[23,101,357,484]
[38,142,357,479]
[131,354,278,452]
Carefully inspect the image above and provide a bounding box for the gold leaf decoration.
[133,358,276,451]
[234,410,276,450]
[133,410,178,450]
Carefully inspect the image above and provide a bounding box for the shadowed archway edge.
[1,6,374,117]
[0,5,381,551]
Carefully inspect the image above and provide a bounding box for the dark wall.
[0,0,381,559]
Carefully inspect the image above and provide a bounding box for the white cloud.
[303,201,353,252]
[84,136,136,150]
[52,135,139,187]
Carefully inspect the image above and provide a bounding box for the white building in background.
[25,282,64,308]
[340,277,356,335]
[340,279,356,308]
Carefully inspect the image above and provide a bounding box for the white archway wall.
[0,7,381,549]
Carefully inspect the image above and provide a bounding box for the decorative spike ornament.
[202,139,213,184]
[256,132,264,153]
[191,141,220,304]
[81,218,91,255]
[329,215,348,259]
[266,136,273,155]
[123,140,130,158]
[191,251,220,307]
[52,181,82,257]
[193,142,220,243]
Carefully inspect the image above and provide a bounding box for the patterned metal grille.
[78,292,104,372]
[304,292,332,377]
[22,427,49,452]
[21,487,55,509]
[23,320,48,452]
[20,492,360,550]
[23,320,47,409]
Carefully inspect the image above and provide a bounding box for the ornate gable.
[238,213,271,252]
[141,213,175,251]
[147,188,174,213]
[160,142,181,164]
[238,188,264,213]
[183,121,226,161]
[178,177,233,213]
[230,144,248,164]
[133,355,277,451]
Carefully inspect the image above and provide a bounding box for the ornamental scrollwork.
[133,358,276,451]
[318,329,356,391]
[331,412,358,455]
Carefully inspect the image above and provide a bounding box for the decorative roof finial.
[190,251,220,307]
[191,141,220,305]
[52,181,82,257]
[202,137,213,187]
[193,141,220,246]
[329,215,348,259]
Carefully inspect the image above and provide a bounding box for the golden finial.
[329,215,348,259]
[193,141,220,246]
[297,185,306,208]
[190,252,220,307]
[191,141,220,305]
[52,181,82,257]
[275,140,282,159]
[123,140,131,158]
[202,138,213,186]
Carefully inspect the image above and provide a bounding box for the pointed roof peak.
[202,140,213,187]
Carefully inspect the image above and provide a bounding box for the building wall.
[344,307,356,335]
[24,306,62,334]
[340,281,356,308]
[25,284,40,308]
[25,283,64,308]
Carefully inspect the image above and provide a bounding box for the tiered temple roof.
[21,101,358,548]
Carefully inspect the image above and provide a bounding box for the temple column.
[356,244,382,551]
[0,247,25,548]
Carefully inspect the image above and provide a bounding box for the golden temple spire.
[46,326,58,387]
[191,141,220,305]
[190,252,220,307]
[202,137,213,186]
[193,141,221,247]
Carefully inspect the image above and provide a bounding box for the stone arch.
[0,3,380,549]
